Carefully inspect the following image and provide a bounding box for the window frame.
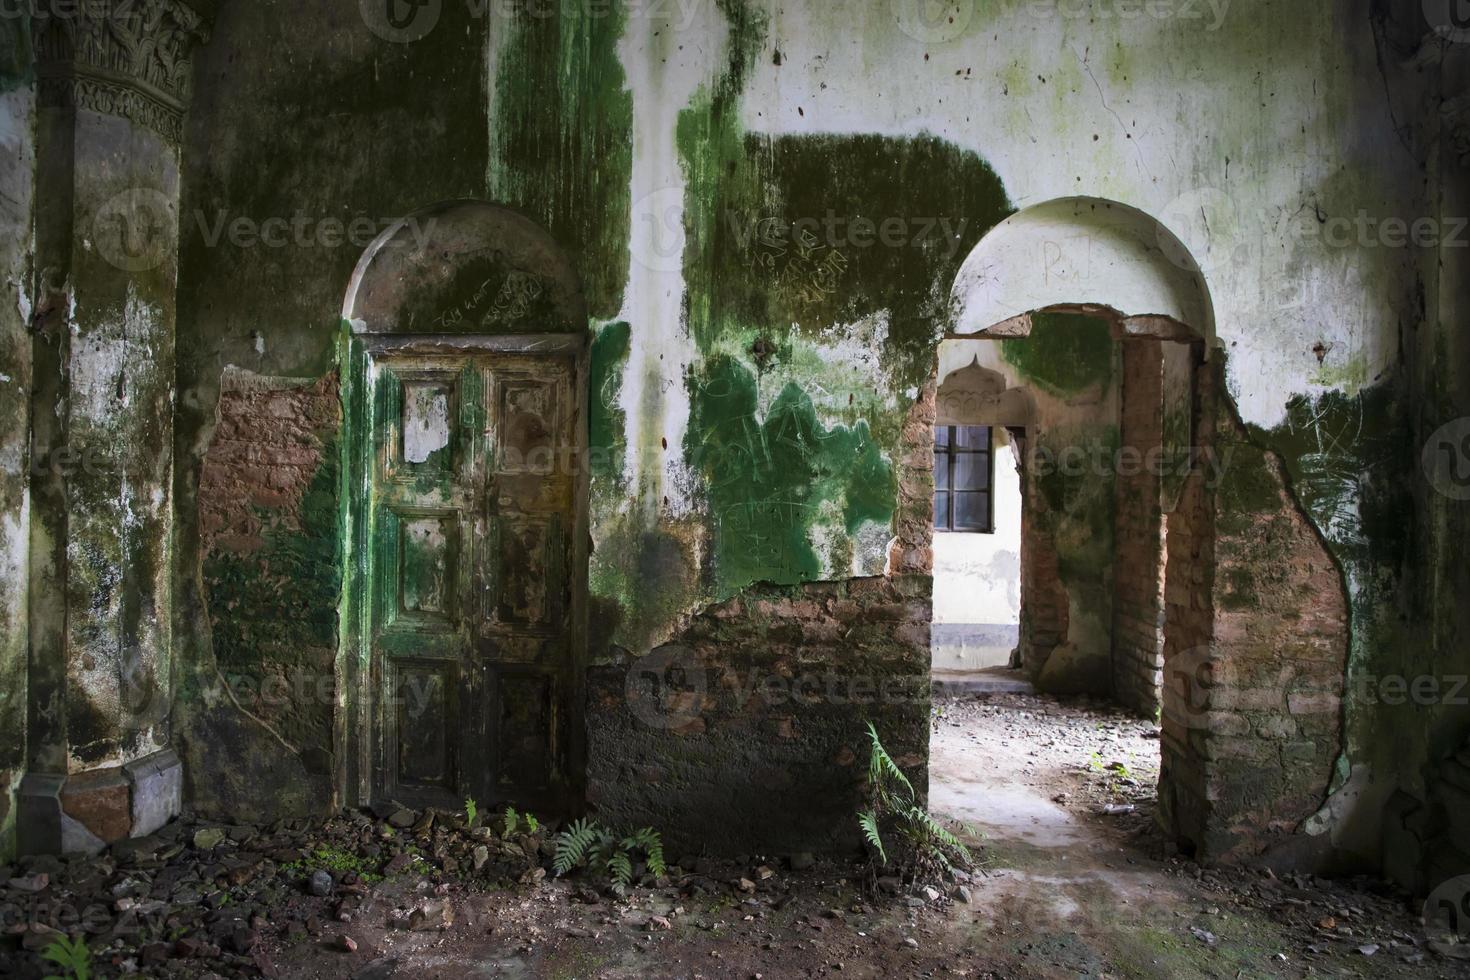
[934,424,995,534]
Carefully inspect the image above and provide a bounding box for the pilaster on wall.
[19,1,210,856]
[0,19,37,864]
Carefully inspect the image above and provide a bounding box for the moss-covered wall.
[149,0,1445,866]
[0,17,34,860]
[173,0,493,818]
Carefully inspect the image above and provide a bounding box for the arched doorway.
[931,357,1033,682]
[338,201,591,817]
[939,196,1218,857]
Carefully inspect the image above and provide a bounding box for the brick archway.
[945,198,1351,866]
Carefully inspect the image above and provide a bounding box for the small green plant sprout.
[503,806,519,837]
[40,934,92,980]
[464,796,478,827]
[552,818,666,895]
[524,811,540,834]
[280,844,384,883]
[858,722,973,881]
[1088,753,1132,792]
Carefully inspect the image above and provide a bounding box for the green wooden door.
[367,345,582,811]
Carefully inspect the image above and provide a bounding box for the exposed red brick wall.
[587,574,932,856]
[889,382,937,575]
[199,371,341,556]
[588,381,936,855]
[1158,360,1350,865]
[1113,339,1166,717]
[1158,421,1216,857]
[1018,511,1068,676]
[1206,409,1349,862]
[179,370,345,829]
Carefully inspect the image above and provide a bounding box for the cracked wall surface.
[0,0,1434,869]
[0,17,35,860]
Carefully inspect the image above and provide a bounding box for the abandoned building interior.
[2,0,1470,976]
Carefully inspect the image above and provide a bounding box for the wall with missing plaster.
[180,369,344,822]
[0,19,35,860]
[0,0,1420,871]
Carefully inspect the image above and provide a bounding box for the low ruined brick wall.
[586,576,932,857]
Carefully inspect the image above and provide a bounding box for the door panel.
[391,659,459,794]
[367,345,582,812]
[489,517,562,629]
[492,670,556,796]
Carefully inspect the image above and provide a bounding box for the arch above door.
[949,196,1216,350]
[342,199,588,336]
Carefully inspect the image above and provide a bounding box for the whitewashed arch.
[950,196,1217,351]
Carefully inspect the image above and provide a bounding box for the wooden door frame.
[338,331,590,815]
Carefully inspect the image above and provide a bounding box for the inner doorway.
[931,352,1031,692]
[363,337,587,815]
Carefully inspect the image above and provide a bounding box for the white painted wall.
[933,434,1022,626]
[735,0,1413,431]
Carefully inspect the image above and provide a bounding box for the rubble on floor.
[0,803,961,978]
[0,694,1463,978]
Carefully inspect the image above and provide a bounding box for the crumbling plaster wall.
[1367,0,1470,894]
[170,0,1428,861]
[0,20,35,860]
[173,0,493,820]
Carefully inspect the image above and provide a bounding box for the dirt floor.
[4,688,1469,979]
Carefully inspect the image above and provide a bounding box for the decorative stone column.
[20,0,210,854]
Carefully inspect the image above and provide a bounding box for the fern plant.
[496,806,540,837]
[858,722,973,880]
[40,934,91,980]
[464,797,479,828]
[552,818,666,895]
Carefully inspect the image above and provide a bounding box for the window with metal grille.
[934,425,994,533]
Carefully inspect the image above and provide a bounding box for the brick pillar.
[1158,354,1350,864]
[1112,338,1165,717]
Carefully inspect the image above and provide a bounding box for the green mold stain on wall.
[1249,383,1414,763]
[0,16,29,92]
[678,129,1013,392]
[675,2,1013,389]
[203,443,344,750]
[1001,312,1115,396]
[588,320,632,487]
[686,355,894,596]
[488,4,633,320]
[639,0,1017,613]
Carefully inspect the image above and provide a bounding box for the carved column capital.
[32,0,212,144]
